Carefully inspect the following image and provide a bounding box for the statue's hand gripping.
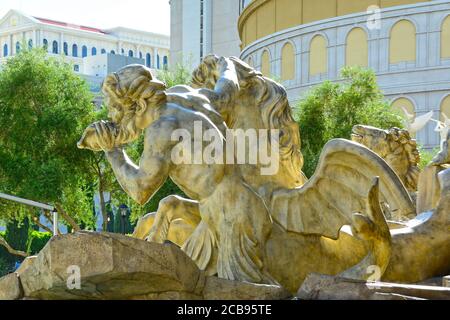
[78,120,118,152]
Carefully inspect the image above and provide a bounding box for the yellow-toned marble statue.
[79,56,450,293]
[351,125,421,194]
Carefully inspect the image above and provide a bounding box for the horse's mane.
[385,128,421,192]
[229,57,304,179]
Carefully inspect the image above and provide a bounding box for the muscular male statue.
[78,58,278,284]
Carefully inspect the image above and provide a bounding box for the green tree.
[0,48,97,248]
[157,61,192,88]
[296,67,404,177]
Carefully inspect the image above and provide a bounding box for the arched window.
[128,50,134,57]
[121,48,125,55]
[309,35,327,76]
[43,39,48,51]
[63,42,68,55]
[346,28,368,67]
[15,42,20,54]
[157,54,160,69]
[111,50,115,54]
[72,44,78,57]
[281,43,295,81]
[146,53,151,67]
[52,40,58,54]
[139,52,143,59]
[92,47,97,56]
[3,44,8,57]
[28,39,33,50]
[101,49,106,54]
[261,50,270,76]
[163,56,168,69]
[390,20,416,64]
[82,45,87,58]
[440,95,450,122]
[441,15,450,59]
[392,97,416,136]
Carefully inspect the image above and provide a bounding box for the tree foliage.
[157,61,193,88]
[296,67,404,177]
[0,48,96,227]
[27,230,52,255]
[0,50,191,234]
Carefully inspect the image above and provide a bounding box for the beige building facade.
[238,0,450,150]
[170,0,243,67]
[0,9,170,105]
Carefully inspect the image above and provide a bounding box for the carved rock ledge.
[297,273,450,300]
[0,232,291,300]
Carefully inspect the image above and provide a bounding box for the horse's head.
[352,125,420,192]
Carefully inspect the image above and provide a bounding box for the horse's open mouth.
[351,132,363,143]
[351,126,366,143]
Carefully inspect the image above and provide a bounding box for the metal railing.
[0,192,58,236]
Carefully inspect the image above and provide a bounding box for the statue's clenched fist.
[78,120,118,152]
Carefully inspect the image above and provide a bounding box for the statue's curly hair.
[101,65,167,144]
[102,64,167,122]
[192,56,304,181]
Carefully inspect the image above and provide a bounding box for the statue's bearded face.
[101,65,167,146]
[105,95,143,146]
[106,96,125,124]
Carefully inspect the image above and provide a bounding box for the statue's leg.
[339,178,392,280]
[146,195,201,244]
[132,212,156,240]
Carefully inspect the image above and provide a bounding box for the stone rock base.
[0,232,291,300]
[297,273,450,300]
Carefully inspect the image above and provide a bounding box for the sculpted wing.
[270,139,416,239]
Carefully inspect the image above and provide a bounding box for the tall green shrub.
[27,231,52,255]
[296,67,404,177]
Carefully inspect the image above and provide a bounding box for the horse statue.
[351,125,421,194]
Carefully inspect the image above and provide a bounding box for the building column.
[293,38,302,86]
[428,30,440,67]
[327,29,338,80]
[59,32,64,55]
[273,46,281,78]
[417,31,428,68]
[153,47,158,69]
[117,41,121,54]
[378,36,389,72]
[9,34,13,55]
[33,29,37,48]
[39,29,45,49]
[35,29,41,47]
[335,43,346,76]
[368,36,380,72]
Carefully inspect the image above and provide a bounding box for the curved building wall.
[238,0,431,48]
[240,0,450,149]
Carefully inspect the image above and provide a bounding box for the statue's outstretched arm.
[105,125,171,205]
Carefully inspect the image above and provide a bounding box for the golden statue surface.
[79,56,450,293]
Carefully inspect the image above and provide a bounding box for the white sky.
[0,0,170,35]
